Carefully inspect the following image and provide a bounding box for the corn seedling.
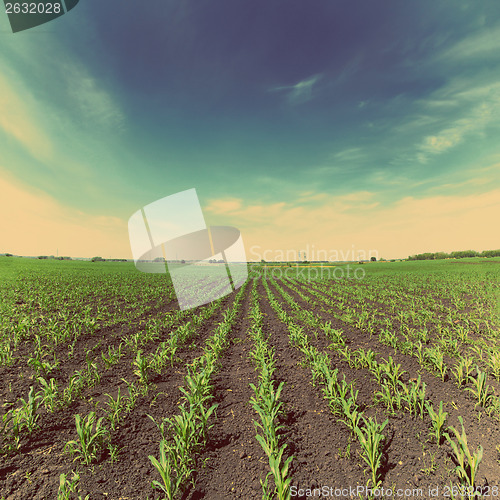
[251,381,286,452]
[354,416,388,488]
[103,388,124,430]
[340,389,362,434]
[453,358,468,387]
[466,368,493,408]
[425,347,447,380]
[101,343,123,369]
[121,378,141,411]
[149,438,193,500]
[256,438,293,500]
[64,412,108,465]
[132,350,149,385]
[401,376,427,419]
[16,386,42,434]
[374,382,396,415]
[426,401,448,445]
[57,471,90,500]
[381,357,406,391]
[445,416,483,494]
[37,377,59,412]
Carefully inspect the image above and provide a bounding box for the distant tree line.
[91,257,128,262]
[38,255,72,260]
[408,249,500,260]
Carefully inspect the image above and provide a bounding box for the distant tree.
[481,249,500,258]
[91,256,105,262]
[435,252,449,259]
[38,255,48,259]
[450,250,478,259]
[370,256,376,262]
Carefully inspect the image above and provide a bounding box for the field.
[1,257,500,500]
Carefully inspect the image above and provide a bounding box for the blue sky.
[1,0,499,258]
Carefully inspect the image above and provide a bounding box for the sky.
[1,0,499,260]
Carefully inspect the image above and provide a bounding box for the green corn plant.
[462,357,475,384]
[101,343,123,369]
[0,342,14,366]
[132,350,149,385]
[445,416,483,494]
[415,341,425,366]
[355,348,376,369]
[340,389,361,434]
[170,405,201,463]
[166,337,180,367]
[37,377,59,412]
[27,352,59,377]
[402,376,427,419]
[310,352,331,386]
[64,412,108,465]
[57,471,90,500]
[149,438,193,500]
[452,359,466,387]
[425,347,447,380]
[487,351,500,380]
[0,405,22,453]
[374,382,397,415]
[195,401,218,443]
[103,388,124,430]
[323,376,351,417]
[338,346,354,367]
[121,378,140,411]
[256,438,293,500]
[426,401,448,445]
[354,416,388,488]
[62,372,85,406]
[323,325,345,346]
[379,330,398,350]
[17,386,42,433]
[181,365,213,406]
[466,368,493,408]
[251,382,286,451]
[370,363,385,385]
[381,357,406,391]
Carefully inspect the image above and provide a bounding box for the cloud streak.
[270,74,322,104]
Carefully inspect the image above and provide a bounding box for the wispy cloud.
[441,24,500,60]
[331,147,365,162]
[416,90,499,161]
[270,74,322,104]
[65,64,125,130]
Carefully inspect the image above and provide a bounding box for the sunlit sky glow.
[1,0,499,260]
